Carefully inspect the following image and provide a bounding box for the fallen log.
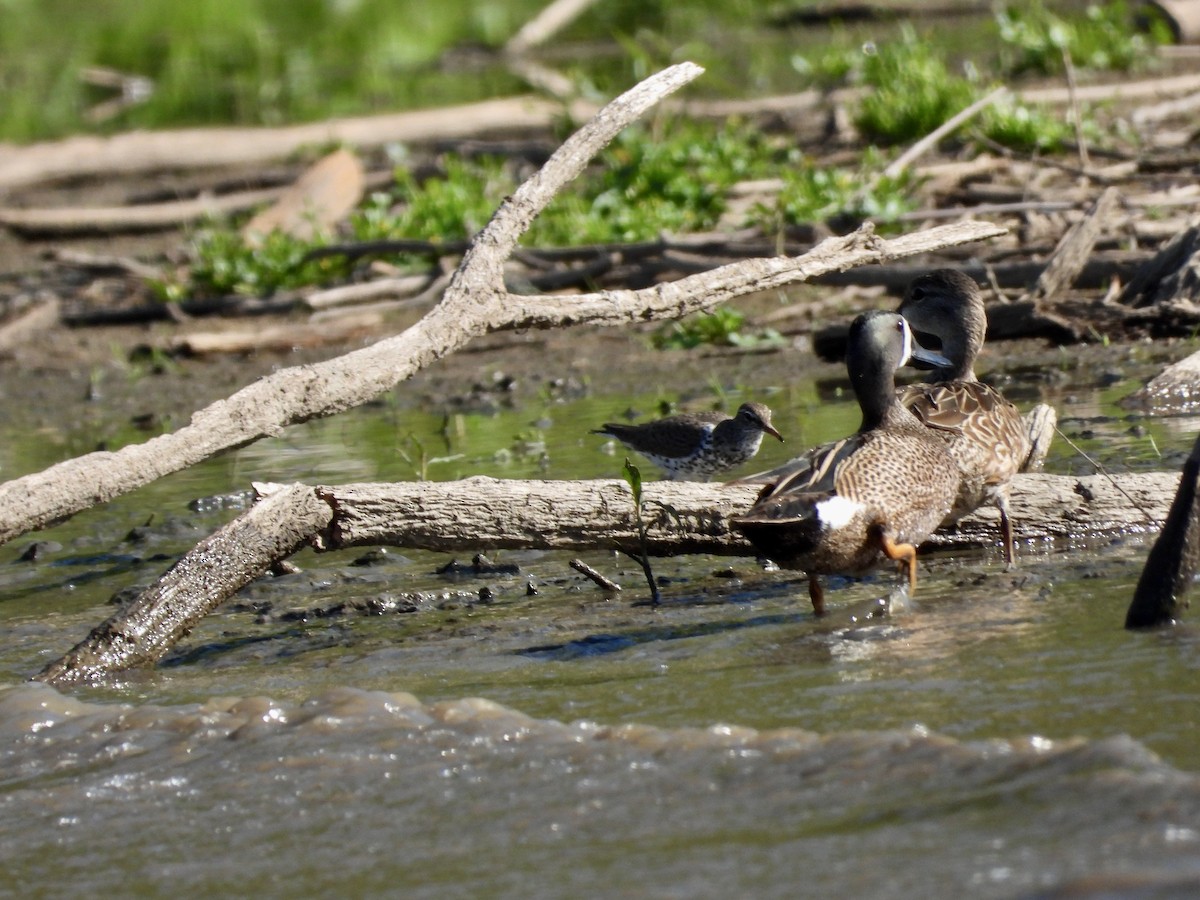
[37,470,1173,684]
[0,186,283,237]
[0,95,576,191]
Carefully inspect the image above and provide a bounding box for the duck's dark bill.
[908,340,952,371]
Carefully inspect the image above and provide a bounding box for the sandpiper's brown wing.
[595,413,723,459]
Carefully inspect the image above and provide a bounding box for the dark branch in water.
[1126,434,1200,629]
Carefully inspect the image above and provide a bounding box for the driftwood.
[242,149,365,244]
[0,297,60,356]
[170,312,386,356]
[1151,0,1200,43]
[0,96,575,191]
[1020,188,1121,309]
[38,482,335,684]
[3,65,1200,192]
[37,470,1176,684]
[0,63,1008,549]
[1127,346,1200,413]
[0,186,285,237]
[1118,224,1200,310]
[811,198,1196,360]
[504,0,601,55]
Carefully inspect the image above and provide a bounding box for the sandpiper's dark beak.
[765,423,784,442]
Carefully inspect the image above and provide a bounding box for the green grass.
[0,0,545,141]
[651,307,784,351]
[995,0,1171,77]
[978,97,1073,153]
[177,228,351,297]
[168,115,919,299]
[52,0,1158,303]
[854,29,979,146]
[762,148,918,232]
[535,120,772,244]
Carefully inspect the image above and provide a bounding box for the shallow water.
[3,336,1200,897]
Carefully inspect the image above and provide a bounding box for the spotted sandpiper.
[593,401,783,481]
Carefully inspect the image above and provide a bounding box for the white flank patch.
[815,495,864,530]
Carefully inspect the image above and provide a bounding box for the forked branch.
[0,62,1005,548]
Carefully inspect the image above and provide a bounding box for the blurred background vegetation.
[0,0,1165,142]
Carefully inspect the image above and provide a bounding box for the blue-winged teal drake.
[593,401,783,481]
[731,311,959,614]
[897,269,1032,564]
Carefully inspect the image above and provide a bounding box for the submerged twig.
[569,558,622,592]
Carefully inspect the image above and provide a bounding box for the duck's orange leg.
[877,531,919,594]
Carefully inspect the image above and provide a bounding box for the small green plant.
[854,29,977,145]
[995,1,1170,77]
[775,159,917,228]
[183,227,344,296]
[534,120,770,245]
[652,307,785,351]
[977,97,1072,152]
[790,40,861,89]
[357,156,515,244]
[621,458,660,606]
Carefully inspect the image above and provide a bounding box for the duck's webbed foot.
[872,523,919,595]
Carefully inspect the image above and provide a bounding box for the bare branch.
[505,0,601,55]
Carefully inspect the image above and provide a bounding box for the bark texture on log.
[37,470,1175,685]
[38,484,333,685]
[318,472,1174,554]
[0,96,572,190]
[321,478,754,556]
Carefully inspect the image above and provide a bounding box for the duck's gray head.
[898,269,986,381]
[848,309,947,372]
[847,310,948,427]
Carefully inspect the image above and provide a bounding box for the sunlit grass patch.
[853,29,978,146]
[651,307,785,351]
[534,120,772,244]
[977,97,1073,152]
[0,0,541,141]
[995,0,1171,77]
[181,228,347,297]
